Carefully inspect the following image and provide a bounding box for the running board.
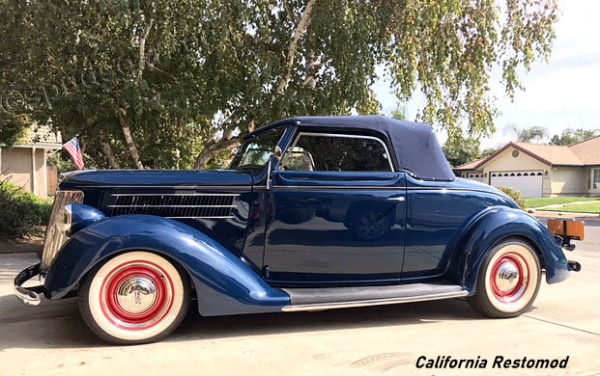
[281,283,468,312]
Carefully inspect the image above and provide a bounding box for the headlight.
[41,190,84,271]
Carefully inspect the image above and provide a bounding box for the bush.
[0,180,53,238]
[497,186,525,209]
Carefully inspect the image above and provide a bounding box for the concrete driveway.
[1,220,599,376]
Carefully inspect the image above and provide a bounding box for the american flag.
[63,137,85,170]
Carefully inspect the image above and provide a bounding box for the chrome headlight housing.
[41,190,84,271]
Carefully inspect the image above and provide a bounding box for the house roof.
[455,157,485,171]
[24,125,62,146]
[455,137,600,171]
[570,136,600,165]
[514,142,584,166]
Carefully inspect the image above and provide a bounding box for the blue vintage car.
[15,116,582,344]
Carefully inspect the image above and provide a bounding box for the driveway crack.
[523,314,600,337]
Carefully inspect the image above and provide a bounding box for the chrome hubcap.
[494,261,520,293]
[115,277,157,314]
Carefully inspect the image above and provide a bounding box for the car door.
[263,131,407,286]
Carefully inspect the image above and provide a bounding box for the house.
[455,137,600,198]
[0,125,62,198]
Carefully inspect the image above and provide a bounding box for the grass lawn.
[548,201,600,214]
[524,196,599,209]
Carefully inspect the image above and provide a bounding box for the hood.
[59,169,253,190]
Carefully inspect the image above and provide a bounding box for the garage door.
[490,171,543,198]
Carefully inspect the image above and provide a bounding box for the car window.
[229,127,285,170]
[280,133,393,172]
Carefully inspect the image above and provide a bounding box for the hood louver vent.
[109,193,238,219]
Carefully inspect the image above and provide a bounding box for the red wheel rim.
[99,260,174,330]
[489,253,530,303]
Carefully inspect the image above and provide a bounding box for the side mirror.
[274,146,283,160]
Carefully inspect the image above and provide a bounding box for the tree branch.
[118,107,144,169]
[139,19,154,72]
[274,0,317,98]
[194,137,242,169]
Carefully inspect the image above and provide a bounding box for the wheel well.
[465,234,546,298]
[80,248,195,293]
[496,235,547,271]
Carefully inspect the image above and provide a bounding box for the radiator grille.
[109,193,238,219]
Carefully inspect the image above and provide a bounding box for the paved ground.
[0,220,599,376]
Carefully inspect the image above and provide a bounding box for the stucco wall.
[0,147,51,198]
[1,148,32,190]
[550,168,589,195]
[482,147,548,175]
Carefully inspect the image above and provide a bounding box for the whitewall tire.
[467,239,541,318]
[79,251,190,344]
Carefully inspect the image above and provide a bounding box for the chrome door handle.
[388,196,405,202]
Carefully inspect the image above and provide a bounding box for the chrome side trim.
[110,193,241,197]
[84,185,252,190]
[166,216,235,219]
[272,185,405,190]
[108,205,237,208]
[281,290,468,312]
[271,185,498,195]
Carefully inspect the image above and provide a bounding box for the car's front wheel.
[467,239,541,318]
[79,251,190,344]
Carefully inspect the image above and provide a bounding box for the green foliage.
[0,113,28,146]
[497,186,525,209]
[390,104,408,121]
[0,0,559,168]
[505,124,548,143]
[0,180,52,238]
[442,137,482,168]
[550,128,600,146]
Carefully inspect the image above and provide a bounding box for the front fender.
[44,215,289,316]
[449,207,569,294]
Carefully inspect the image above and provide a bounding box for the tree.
[0,0,558,169]
[0,114,28,147]
[504,124,548,143]
[550,128,600,146]
[442,137,482,168]
[390,104,408,121]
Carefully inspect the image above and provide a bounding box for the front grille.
[41,190,84,271]
[108,193,238,219]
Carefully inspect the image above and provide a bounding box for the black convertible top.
[250,116,455,181]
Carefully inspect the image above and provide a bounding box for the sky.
[373,0,600,149]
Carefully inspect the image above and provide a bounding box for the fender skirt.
[44,215,290,316]
[451,207,570,293]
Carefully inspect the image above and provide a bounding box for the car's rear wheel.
[79,251,189,344]
[467,239,541,318]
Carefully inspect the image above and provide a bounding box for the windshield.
[229,127,285,170]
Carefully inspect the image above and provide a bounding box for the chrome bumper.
[14,263,45,306]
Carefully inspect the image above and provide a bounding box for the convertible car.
[15,116,582,344]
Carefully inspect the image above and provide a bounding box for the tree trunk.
[274,0,317,97]
[118,108,144,169]
[100,141,121,169]
[194,137,242,169]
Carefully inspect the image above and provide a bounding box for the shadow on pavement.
[0,293,482,349]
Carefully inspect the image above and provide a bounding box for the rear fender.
[44,215,289,316]
[449,207,569,294]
